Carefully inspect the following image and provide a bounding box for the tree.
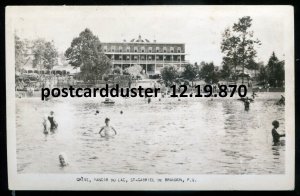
[112,67,122,75]
[199,62,219,84]
[124,64,143,77]
[257,63,267,85]
[246,59,260,78]
[65,28,111,82]
[220,63,232,82]
[221,16,261,83]
[32,39,58,70]
[181,64,199,86]
[266,52,285,87]
[161,65,179,87]
[15,35,29,72]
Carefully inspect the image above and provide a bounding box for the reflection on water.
[16,92,285,174]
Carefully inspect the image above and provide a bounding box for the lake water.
[16,92,285,174]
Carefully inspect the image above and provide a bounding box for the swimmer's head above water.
[105,118,110,126]
[59,153,67,167]
[272,120,279,128]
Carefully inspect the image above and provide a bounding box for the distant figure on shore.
[42,115,50,135]
[120,110,123,115]
[59,153,68,167]
[244,97,250,110]
[99,118,117,137]
[276,95,285,106]
[95,110,99,115]
[271,120,285,146]
[48,111,58,132]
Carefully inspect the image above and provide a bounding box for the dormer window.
[156,47,160,53]
[126,47,130,52]
[119,46,123,52]
[103,46,107,52]
[177,47,181,53]
[148,47,152,53]
[163,47,167,53]
[134,47,138,52]
[141,47,145,53]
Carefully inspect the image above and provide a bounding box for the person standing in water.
[272,120,285,145]
[99,118,117,137]
[48,111,58,131]
[43,115,51,134]
[244,97,250,110]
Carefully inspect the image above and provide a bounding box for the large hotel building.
[102,35,189,75]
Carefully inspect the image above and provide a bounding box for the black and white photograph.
[6,6,294,190]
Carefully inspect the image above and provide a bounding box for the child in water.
[48,111,58,131]
[99,118,117,137]
[272,120,285,145]
[42,115,50,134]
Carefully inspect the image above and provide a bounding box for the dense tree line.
[15,35,58,72]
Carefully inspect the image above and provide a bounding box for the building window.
[119,46,123,52]
[156,56,160,60]
[126,47,130,52]
[134,47,138,53]
[141,56,145,60]
[148,47,152,53]
[163,47,167,53]
[177,56,181,61]
[170,47,174,53]
[111,46,115,52]
[119,56,122,60]
[156,47,160,53]
[126,56,130,60]
[163,55,166,60]
[134,56,138,60]
[141,47,145,53]
[148,56,152,60]
[103,46,107,52]
[177,47,181,53]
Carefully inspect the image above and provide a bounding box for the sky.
[9,6,290,66]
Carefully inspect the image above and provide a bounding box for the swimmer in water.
[99,118,117,137]
[244,97,250,110]
[272,120,285,145]
[58,153,68,167]
[48,111,58,131]
[252,91,257,99]
[42,115,50,134]
[277,95,285,105]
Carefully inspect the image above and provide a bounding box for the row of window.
[108,55,183,61]
[103,46,182,53]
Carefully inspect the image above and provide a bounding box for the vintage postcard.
[6,6,294,190]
